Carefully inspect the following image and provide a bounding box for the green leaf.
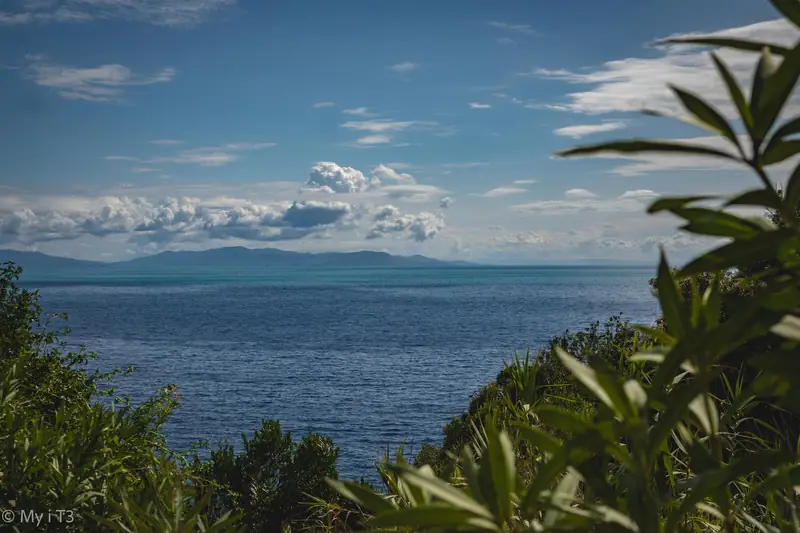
[326,479,396,513]
[554,347,617,414]
[771,0,800,28]
[670,84,742,151]
[751,48,777,144]
[393,465,495,520]
[785,161,800,210]
[688,394,719,435]
[656,252,688,338]
[725,188,781,209]
[543,468,583,527]
[680,230,792,274]
[370,506,499,531]
[534,405,595,435]
[658,36,791,56]
[766,116,800,150]
[648,195,717,214]
[511,422,562,456]
[712,52,754,135]
[556,139,741,162]
[674,207,765,239]
[484,423,516,522]
[762,139,800,166]
[770,314,800,341]
[756,42,800,141]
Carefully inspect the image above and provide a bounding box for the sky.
[0,0,797,264]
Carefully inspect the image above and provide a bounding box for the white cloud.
[0,196,359,247]
[0,0,235,27]
[389,61,418,74]
[513,179,538,185]
[439,197,454,209]
[513,189,660,215]
[533,18,799,116]
[106,141,275,168]
[22,54,175,102]
[489,21,535,35]
[343,107,374,116]
[341,120,418,133]
[372,164,416,184]
[312,101,335,108]
[367,209,444,242]
[482,187,527,198]
[306,162,379,194]
[380,184,447,202]
[554,121,627,138]
[131,167,160,173]
[564,188,597,200]
[469,102,492,109]
[150,139,183,145]
[355,135,392,145]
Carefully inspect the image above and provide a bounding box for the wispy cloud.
[482,187,527,198]
[389,61,418,74]
[554,121,627,138]
[0,0,236,27]
[468,102,492,109]
[22,54,175,102]
[150,139,183,145]
[355,135,392,145]
[342,120,418,133]
[497,37,515,45]
[532,18,799,116]
[342,107,375,116]
[105,141,275,168]
[513,179,538,185]
[489,21,535,35]
[513,189,658,215]
[312,101,335,108]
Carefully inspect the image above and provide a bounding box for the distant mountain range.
[0,247,472,276]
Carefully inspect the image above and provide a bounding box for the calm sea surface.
[27,266,659,481]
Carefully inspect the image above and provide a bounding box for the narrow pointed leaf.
[771,0,800,28]
[557,139,741,162]
[648,195,717,213]
[712,52,754,134]
[725,187,781,208]
[393,465,495,520]
[670,85,742,150]
[762,139,800,166]
[369,506,497,530]
[766,116,800,150]
[511,422,562,456]
[771,314,800,341]
[555,347,616,413]
[679,230,791,274]
[326,479,396,513]
[751,48,777,143]
[786,161,800,210]
[656,252,688,338]
[659,36,790,56]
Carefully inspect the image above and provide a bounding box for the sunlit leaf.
[670,84,743,151]
[555,347,618,415]
[771,314,800,341]
[688,394,720,435]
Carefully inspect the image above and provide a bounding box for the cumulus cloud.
[554,122,627,138]
[372,164,416,185]
[367,209,444,242]
[619,189,658,200]
[439,197,454,209]
[0,0,235,27]
[306,162,380,194]
[0,196,357,246]
[22,54,175,102]
[532,18,799,117]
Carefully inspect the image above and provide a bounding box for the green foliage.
[329,1,800,530]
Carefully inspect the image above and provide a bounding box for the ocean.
[27,266,660,482]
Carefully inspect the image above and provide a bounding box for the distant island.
[0,247,474,277]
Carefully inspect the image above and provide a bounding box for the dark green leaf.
[771,0,800,28]
[670,85,742,151]
[766,116,800,150]
[751,48,777,143]
[679,230,792,274]
[511,422,562,456]
[674,207,765,239]
[555,347,618,414]
[648,195,718,214]
[761,139,800,166]
[556,140,741,162]
[712,52,754,135]
[658,37,791,56]
[785,161,800,210]
[370,506,499,531]
[656,251,688,338]
[725,188,781,209]
[484,422,516,522]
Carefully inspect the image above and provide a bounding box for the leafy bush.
[330,1,800,530]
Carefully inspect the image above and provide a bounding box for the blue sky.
[0,0,796,263]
